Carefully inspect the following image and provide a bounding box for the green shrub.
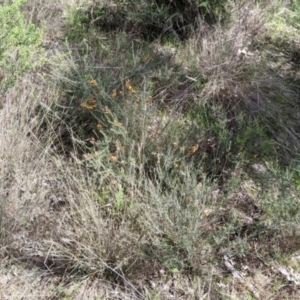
[0,0,43,91]
[66,0,229,43]
[43,35,172,153]
[235,117,276,161]
[290,0,300,29]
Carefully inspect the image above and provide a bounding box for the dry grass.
[179,1,300,162]
[1,0,300,299]
[0,74,146,298]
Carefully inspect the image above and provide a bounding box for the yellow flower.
[187,144,199,155]
[112,89,117,98]
[130,87,136,94]
[80,103,96,110]
[109,155,117,162]
[118,90,124,97]
[113,120,122,126]
[174,163,179,169]
[125,79,136,94]
[125,79,131,90]
[103,107,109,114]
[89,79,97,87]
[97,123,103,130]
[83,153,92,159]
[204,209,211,217]
[85,137,96,144]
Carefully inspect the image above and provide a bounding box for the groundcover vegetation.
[1,0,300,299]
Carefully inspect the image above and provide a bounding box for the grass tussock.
[1,0,300,299]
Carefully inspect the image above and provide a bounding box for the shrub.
[66,0,229,43]
[5,1,300,298]
[0,0,43,91]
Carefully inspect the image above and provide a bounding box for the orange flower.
[88,97,97,105]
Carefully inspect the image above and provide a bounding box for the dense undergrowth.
[1,0,300,299]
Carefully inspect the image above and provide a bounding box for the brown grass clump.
[0,75,147,297]
[178,1,300,163]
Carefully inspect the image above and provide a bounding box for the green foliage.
[265,1,300,49]
[141,170,215,273]
[0,0,43,90]
[290,0,300,28]
[66,0,229,44]
[186,103,233,177]
[65,6,93,42]
[236,117,276,161]
[259,162,300,223]
[196,0,228,17]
